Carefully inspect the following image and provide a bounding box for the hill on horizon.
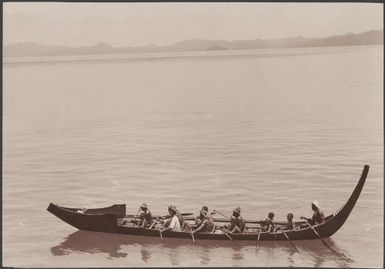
[4,29,383,58]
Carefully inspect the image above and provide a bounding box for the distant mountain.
[4,30,383,57]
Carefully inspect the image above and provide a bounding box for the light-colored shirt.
[169,215,181,231]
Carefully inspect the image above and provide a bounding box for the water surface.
[3,45,383,267]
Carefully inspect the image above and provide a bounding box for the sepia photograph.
[2,2,383,268]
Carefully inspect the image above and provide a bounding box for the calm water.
[3,46,383,267]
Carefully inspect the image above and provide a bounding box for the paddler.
[275,213,295,231]
[162,205,181,232]
[262,212,275,232]
[228,207,246,233]
[300,200,325,225]
[284,213,294,230]
[192,206,214,234]
[138,203,153,228]
[175,206,189,231]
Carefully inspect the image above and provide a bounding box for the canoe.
[47,165,369,241]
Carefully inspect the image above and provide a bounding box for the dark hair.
[287,213,294,219]
[168,209,176,214]
[268,212,275,218]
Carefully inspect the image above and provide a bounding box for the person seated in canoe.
[227,207,246,233]
[138,203,153,228]
[300,200,325,225]
[275,213,295,231]
[284,213,294,230]
[173,205,192,231]
[159,205,185,228]
[192,206,214,234]
[161,205,181,232]
[262,212,275,232]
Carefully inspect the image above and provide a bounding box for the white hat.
[312,200,320,209]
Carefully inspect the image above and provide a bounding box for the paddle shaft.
[255,230,270,246]
[126,212,193,219]
[215,210,242,236]
[149,219,157,229]
[256,230,261,247]
[190,227,196,243]
[282,231,299,253]
[304,220,330,248]
[214,210,236,237]
[159,229,163,240]
[212,210,305,226]
[224,231,234,241]
[218,227,241,247]
[214,210,231,219]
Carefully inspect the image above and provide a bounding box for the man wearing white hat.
[300,200,325,225]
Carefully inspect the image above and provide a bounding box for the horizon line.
[4,28,383,48]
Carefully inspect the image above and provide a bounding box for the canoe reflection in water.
[51,230,354,267]
[51,230,129,259]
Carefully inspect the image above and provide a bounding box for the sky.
[3,2,383,47]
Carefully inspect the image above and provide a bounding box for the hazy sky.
[4,2,383,47]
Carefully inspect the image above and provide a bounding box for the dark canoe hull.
[47,165,369,241]
[47,203,126,232]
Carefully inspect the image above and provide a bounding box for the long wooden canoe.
[47,165,369,241]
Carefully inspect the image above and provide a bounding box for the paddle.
[159,228,163,241]
[303,221,354,261]
[213,209,230,219]
[213,210,231,231]
[282,231,300,253]
[213,210,236,239]
[126,212,194,219]
[199,211,300,225]
[255,229,274,248]
[256,229,261,248]
[304,220,331,249]
[214,209,249,234]
[215,227,241,247]
[223,230,234,241]
[255,229,269,247]
[149,219,161,229]
[189,227,196,243]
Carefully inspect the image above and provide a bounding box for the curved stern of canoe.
[47,203,125,232]
[317,165,369,238]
